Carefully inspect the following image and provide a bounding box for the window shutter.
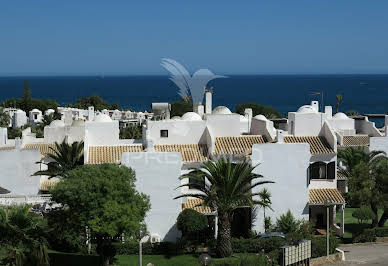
[309,162,320,180]
[327,162,335,179]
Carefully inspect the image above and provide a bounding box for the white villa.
[1,91,388,242]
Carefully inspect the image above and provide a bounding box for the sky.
[1,1,388,75]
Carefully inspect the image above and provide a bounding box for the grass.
[336,207,387,240]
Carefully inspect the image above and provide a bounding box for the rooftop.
[154,144,208,162]
[214,135,266,155]
[309,188,345,205]
[340,135,370,147]
[182,198,214,215]
[88,145,143,164]
[284,136,335,155]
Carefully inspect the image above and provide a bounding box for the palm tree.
[0,205,50,266]
[336,94,343,113]
[258,188,273,231]
[33,140,84,178]
[338,147,385,174]
[175,159,273,258]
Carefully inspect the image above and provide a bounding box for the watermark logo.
[161,58,226,104]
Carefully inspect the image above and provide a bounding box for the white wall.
[44,126,67,143]
[250,118,276,141]
[319,122,337,151]
[355,118,383,137]
[85,121,119,146]
[288,112,324,136]
[121,152,183,242]
[206,114,241,137]
[147,120,207,145]
[0,149,41,195]
[251,143,310,233]
[0,128,7,145]
[370,134,388,154]
[327,118,355,133]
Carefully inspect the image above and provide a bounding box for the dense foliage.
[177,209,208,240]
[73,94,119,111]
[119,124,142,139]
[170,101,193,117]
[177,159,273,258]
[276,210,301,234]
[0,205,50,266]
[235,103,281,119]
[50,164,150,265]
[310,235,339,258]
[33,140,84,179]
[352,206,376,224]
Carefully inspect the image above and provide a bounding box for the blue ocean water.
[0,75,387,117]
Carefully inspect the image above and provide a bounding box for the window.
[188,177,205,190]
[160,130,168,138]
[34,114,38,119]
[309,161,336,180]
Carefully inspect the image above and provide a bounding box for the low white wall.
[251,143,310,233]
[288,112,323,136]
[250,118,276,141]
[370,134,388,154]
[206,114,241,137]
[320,122,337,151]
[355,119,383,137]
[0,149,41,195]
[121,152,183,242]
[0,128,7,145]
[85,121,119,146]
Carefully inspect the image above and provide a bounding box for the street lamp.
[324,199,333,257]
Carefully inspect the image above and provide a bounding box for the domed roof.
[171,116,181,120]
[181,112,202,121]
[113,109,120,113]
[297,105,317,113]
[15,109,25,114]
[46,109,55,113]
[94,113,112,122]
[49,120,65,128]
[31,108,41,113]
[212,106,232,115]
[254,114,267,121]
[71,119,85,127]
[333,112,349,119]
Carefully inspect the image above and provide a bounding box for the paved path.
[328,242,388,265]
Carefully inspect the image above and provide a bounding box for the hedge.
[353,227,388,243]
[310,236,339,258]
[115,241,184,256]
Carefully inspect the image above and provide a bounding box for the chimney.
[64,110,73,126]
[244,108,253,131]
[205,90,212,114]
[276,130,284,143]
[88,106,95,121]
[197,105,204,118]
[311,101,319,112]
[325,106,332,119]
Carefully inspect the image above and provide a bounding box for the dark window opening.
[309,161,328,180]
[188,177,205,190]
[160,130,168,138]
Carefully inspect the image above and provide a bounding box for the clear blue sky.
[1,1,388,75]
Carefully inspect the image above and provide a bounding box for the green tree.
[235,103,281,119]
[170,101,193,117]
[176,159,273,258]
[33,140,84,179]
[177,209,208,241]
[335,94,343,113]
[0,205,49,266]
[0,108,10,127]
[119,124,142,139]
[258,188,273,232]
[276,210,301,234]
[352,206,376,224]
[74,94,111,111]
[50,164,150,266]
[21,81,33,113]
[338,147,385,175]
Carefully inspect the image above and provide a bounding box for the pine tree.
[21,80,32,113]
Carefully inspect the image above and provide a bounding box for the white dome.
[15,109,25,114]
[333,112,349,119]
[297,105,316,113]
[49,120,65,128]
[71,119,85,127]
[31,108,41,113]
[113,109,120,113]
[171,116,181,120]
[181,112,202,121]
[94,113,112,122]
[46,109,55,113]
[212,106,232,115]
[254,114,267,121]
[240,115,248,122]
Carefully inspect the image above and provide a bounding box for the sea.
[0,75,387,126]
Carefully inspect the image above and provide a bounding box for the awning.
[309,188,345,205]
[182,198,215,215]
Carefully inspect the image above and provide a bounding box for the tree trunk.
[216,212,232,258]
[378,209,388,227]
[371,204,379,227]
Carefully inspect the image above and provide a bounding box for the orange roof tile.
[214,135,266,155]
[340,135,369,147]
[24,144,56,157]
[284,136,335,155]
[154,144,208,162]
[309,188,345,204]
[182,198,214,214]
[40,179,60,191]
[88,145,143,164]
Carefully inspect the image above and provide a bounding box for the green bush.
[231,238,285,254]
[310,236,339,258]
[115,241,184,256]
[276,210,301,234]
[374,227,388,237]
[177,209,208,239]
[353,229,376,243]
[352,206,376,224]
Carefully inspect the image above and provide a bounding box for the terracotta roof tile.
[40,180,60,191]
[284,136,335,155]
[182,198,214,214]
[309,188,345,204]
[214,135,266,155]
[88,145,143,164]
[0,146,15,150]
[154,144,208,162]
[24,144,56,157]
[340,135,370,147]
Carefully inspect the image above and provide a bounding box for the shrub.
[276,210,301,234]
[310,235,339,258]
[264,217,273,232]
[352,206,376,224]
[230,238,286,254]
[115,241,184,256]
[177,209,208,240]
[353,229,376,243]
[374,227,388,237]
